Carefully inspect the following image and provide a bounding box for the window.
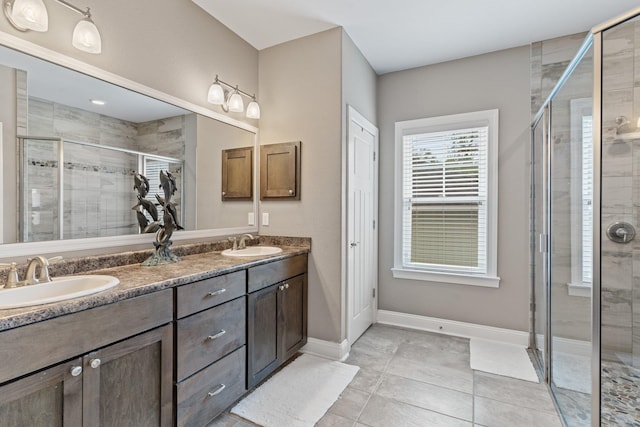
[393,110,499,287]
[568,98,592,297]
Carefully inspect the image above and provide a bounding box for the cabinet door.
[82,324,173,427]
[260,141,301,200]
[247,284,279,389]
[0,358,83,427]
[281,274,308,361]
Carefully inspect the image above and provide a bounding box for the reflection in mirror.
[0,44,257,246]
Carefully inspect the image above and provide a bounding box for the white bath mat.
[231,353,359,427]
[470,338,539,383]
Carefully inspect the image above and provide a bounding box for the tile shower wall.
[23,96,187,241]
[601,19,640,367]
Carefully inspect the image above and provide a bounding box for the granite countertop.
[0,239,310,332]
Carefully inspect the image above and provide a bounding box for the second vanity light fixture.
[208,74,260,119]
[3,0,102,54]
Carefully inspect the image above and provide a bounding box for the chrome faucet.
[24,256,52,286]
[238,234,256,249]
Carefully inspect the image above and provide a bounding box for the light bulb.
[207,83,225,104]
[72,17,102,54]
[246,100,260,119]
[228,91,244,113]
[11,0,48,32]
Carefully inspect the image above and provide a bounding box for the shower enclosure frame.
[531,6,640,426]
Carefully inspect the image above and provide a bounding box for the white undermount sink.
[0,275,120,309]
[221,246,283,257]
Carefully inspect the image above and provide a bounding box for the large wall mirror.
[0,36,258,258]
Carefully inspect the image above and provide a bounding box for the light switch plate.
[262,212,269,226]
[248,212,255,226]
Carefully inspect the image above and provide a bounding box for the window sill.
[391,267,500,288]
[567,282,591,298]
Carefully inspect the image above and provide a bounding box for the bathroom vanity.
[0,241,309,426]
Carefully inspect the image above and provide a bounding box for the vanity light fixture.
[3,0,102,54]
[207,75,260,119]
[4,0,48,31]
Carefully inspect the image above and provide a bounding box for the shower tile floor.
[208,324,562,427]
[549,353,640,426]
[601,360,640,426]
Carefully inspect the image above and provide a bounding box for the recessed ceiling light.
[90,99,105,105]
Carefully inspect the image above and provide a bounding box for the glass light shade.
[228,92,244,113]
[72,18,102,54]
[246,100,261,119]
[11,0,48,32]
[207,83,225,104]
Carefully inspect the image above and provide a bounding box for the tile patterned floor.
[208,324,562,427]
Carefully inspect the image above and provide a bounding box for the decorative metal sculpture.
[133,170,183,266]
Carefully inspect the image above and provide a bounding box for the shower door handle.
[538,233,548,253]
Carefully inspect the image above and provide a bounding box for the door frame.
[343,105,379,346]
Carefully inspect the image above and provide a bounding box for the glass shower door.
[532,112,547,376]
[548,45,594,426]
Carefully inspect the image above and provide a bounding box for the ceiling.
[193,0,640,74]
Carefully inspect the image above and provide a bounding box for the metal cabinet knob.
[350,242,358,247]
[289,189,294,195]
[70,366,82,377]
[284,283,289,289]
[278,285,285,291]
[90,358,101,369]
[222,191,226,196]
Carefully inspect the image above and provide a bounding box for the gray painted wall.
[0,0,258,125]
[258,28,343,342]
[377,46,531,332]
[0,65,16,243]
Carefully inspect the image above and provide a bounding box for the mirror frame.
[0,31,259,258]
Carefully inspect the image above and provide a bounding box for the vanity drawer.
[248,254,308,293]
[176,296,246,381]
[176,270,246,319]
[176,346,246,427]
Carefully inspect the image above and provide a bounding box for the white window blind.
[402,127,488,274]
[393,109,499,287]
[582,115,593,285]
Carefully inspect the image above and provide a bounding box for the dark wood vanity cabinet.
[0,290,174,427]
[0,252,308,427]
[247,254,308,389]
[174,271,247,427]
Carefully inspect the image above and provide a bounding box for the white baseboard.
[536,334,591,357]
[377,310,529,347]
[301,338,351,361]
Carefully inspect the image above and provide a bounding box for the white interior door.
[347,107,378,345]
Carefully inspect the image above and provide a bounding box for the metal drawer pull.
[208,384,226,397]
[207,288,227,297]
[207,330,226,340]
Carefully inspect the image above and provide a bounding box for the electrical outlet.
[262,212,269,226]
